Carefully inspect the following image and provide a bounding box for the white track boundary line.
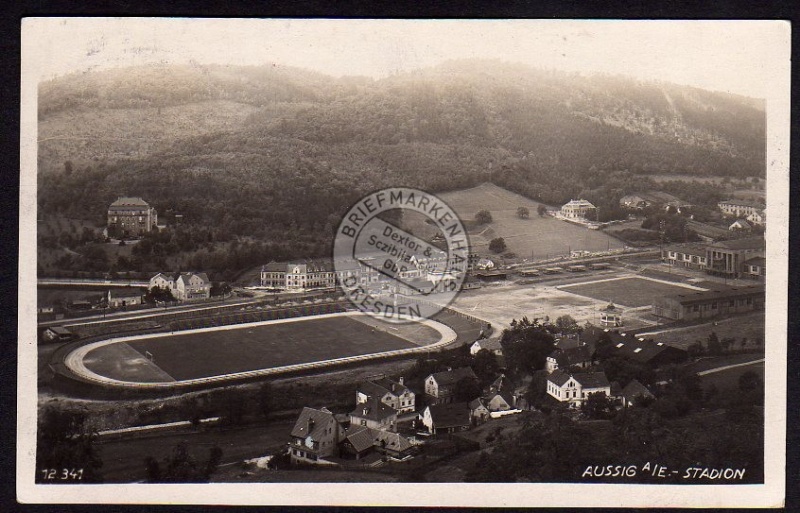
[696,358,764,376]
[557,275,708,291]
[64,312,456,389]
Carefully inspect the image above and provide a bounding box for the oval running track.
[63,312,457,390]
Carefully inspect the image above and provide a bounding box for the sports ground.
[557,276,706,308]
[82,314,440,383]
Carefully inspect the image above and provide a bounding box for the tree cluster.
[499,317,556,378]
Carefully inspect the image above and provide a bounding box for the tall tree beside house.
[475,210,493,225]
[454,375,482,402]
[516,206,530,219]
[472,349,500,387]
[500,317,556,377]
[592,332,616,362]
[581,392,616,420]
[488,237,506,254]
[554,315,580,334]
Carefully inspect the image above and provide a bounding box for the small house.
[421,403,471,434]
[425,367,478,405]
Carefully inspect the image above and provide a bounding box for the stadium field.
[558,277,705,308]
[85,315,437,382]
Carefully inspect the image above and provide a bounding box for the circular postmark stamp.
[333,187,470,322]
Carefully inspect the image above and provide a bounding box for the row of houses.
[289,322,694,465]
[149,272,211,300]
[543,326,688,405]
[661,236,765,279]
[288,366,524,465]
[260,256,483,294]
[717,199,766,223]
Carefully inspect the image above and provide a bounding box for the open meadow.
[405,183,624,258]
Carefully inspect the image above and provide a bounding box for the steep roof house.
[425,367,478,405]
[349,397,398,432]
[355,377,415,415]
[546,345,592,373]
[175,272,211,300]
[470,337,504,356]
[149,272,175,290]
[422,403,471,434]
[619,379,655,407]
[288,407,345,465]
[340,425,416,461]
[469,398,490,424]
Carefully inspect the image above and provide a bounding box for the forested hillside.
[37,60,765,276]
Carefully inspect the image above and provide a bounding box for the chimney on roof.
[307,418,315,432]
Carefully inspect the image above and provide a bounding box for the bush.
[489,237,507,254]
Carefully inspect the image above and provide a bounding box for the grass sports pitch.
[87,315,435,382]
[559,277,705,308]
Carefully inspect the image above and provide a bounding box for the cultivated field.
[84,315,439,382]
[558,276,706,308]
[406,183,624,258]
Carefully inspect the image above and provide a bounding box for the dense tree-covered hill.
[37,60,765,275]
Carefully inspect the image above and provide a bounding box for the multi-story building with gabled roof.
[107,197,158,237]
[560,199,597,219]
[355,376,415,414]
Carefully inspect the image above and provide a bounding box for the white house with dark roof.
[619,379,655,407]
[149,272,175,291]
[288,407,344,465]
[729,219,754,232]
[425,367,478,405]
[355,377,415,414]
[469,398,490,424]
[483,392,513,412]
[546,345,592,373]
[746,210,766,226]
[349,397,398,432]
[470,337,503,356]
[175,272,211,300]
[421,403,471,434]
[107,289,143,308]
[547,370,611,404]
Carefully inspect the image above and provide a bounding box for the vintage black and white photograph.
[18,18,788,507]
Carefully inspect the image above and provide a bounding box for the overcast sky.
[23,18,789,99]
